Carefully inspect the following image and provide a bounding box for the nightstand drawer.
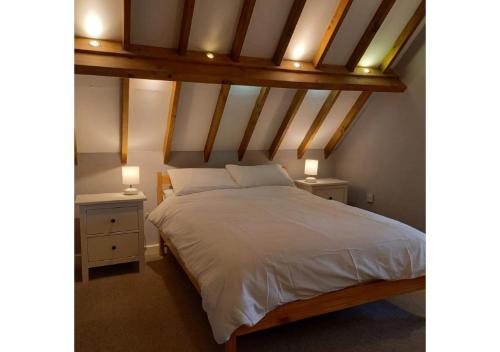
[86,206,138,235]
[87,232,139,262]
[313,187,347,203]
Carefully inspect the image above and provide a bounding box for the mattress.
[148,186,426,343]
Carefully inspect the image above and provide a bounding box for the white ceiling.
[247,88,296,150]
[75,0,424,156]
[75,0,423,66]
[309,90,362,148]
[280,90,330,149]
[359,0,422,67]
[130,0,183,48]
[240,0,295,58]
[171,82,221,151]
[322,0,382,65]
[283,0,340,61]
[213,86,261,151]
[75,0,122,40]
[188,0,244,53]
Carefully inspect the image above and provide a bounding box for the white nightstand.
[295,178,349,203]
[75,192,147,282]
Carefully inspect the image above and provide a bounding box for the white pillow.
[162,188,175,199]
[167,168,240,196]
[225,164,295,188]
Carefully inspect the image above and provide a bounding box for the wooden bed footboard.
[155,171,425,352]
[225,276,425,351]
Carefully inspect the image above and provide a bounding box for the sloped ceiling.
[74,0,424,155]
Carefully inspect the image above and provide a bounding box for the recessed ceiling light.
[89,40,100,47]
[293,62,301,68]
[363,68,371,73]
[206,52,215,59]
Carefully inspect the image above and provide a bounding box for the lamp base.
[123,187,139,195]
[305,176,317,183]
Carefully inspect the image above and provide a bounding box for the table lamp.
[122,166,140,195]
[304,159,318,183]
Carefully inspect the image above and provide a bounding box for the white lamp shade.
[122,166,140,185]
[304,159,318,176]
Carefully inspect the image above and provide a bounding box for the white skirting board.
[75,244,162,267]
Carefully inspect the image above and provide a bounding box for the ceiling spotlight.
[89,40,100,47]
[363,68,371,73]
[293,62,301,68]
[206,52,215,59]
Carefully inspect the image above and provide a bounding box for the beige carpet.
[75,255,425,352]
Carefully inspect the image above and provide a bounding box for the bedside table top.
[295,178,349,187]
[75,191,147,205]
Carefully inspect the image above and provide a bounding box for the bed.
[150,171,425,352]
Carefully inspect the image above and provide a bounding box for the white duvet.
[148,186,425,343]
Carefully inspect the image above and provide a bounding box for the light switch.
[367,193,375,203]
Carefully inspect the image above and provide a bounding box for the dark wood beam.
[238,87,270,161]
[123,0,131,50]
[272,0,306,66]
[204,84,231,162]
[178,0,195,55]
[120,78,130,164]
[163,82,182,163]
[312,0,353,68]
[75,39,406,92]
[324,91,371,158]
[345,0,396,71]
[231,0,256,62]
[297,90,341,158]
[380,1,425,72]
[268,89,308,160]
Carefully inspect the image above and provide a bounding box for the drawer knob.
[328,196,333,200]
[112,245,117,250]
[110,218,116,223]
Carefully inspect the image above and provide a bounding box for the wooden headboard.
[156,172,172,205]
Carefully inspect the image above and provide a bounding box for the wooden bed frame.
[155,172,425,352]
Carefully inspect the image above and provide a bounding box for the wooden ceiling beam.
[204,84,231,162]
[380,1,425,73]
[238,87,270,161]
[312,0,353,68]
[231,0,256,62]
[122,0,131,50]
[297,90,341,159]
[75,39,406,92]
[178,0,195,55]
[74,131,78,166]
[324,91,371,158]
[272,0,306,66]
[345,0,396,71]
[163,81,182,163]
[120,78,130,164]
[268,89,308,160]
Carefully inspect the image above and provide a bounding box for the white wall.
[331,29,426,232]
[329,29,426,315]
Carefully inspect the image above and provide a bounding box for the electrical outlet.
[367,193,375,204]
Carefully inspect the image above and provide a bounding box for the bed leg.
[159,232,166,257]
[225,335,237,352]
